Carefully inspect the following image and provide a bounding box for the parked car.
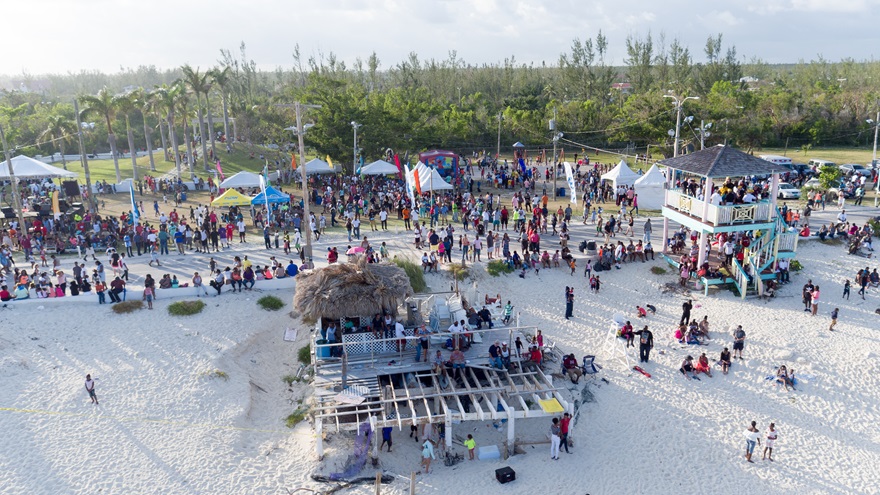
[777,182,801,199]
[839,163,870,177]
[802,178,854,199]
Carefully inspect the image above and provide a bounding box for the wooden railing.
[665,190,773,226]
[777,232,798,252]
[732,259,750,299]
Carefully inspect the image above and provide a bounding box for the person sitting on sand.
[695,352,713,377]
[776,365,796,391]
[636,306,647,318]
[680,355,697,379]
[719,348,732,375]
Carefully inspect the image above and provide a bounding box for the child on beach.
[143,286,154,309]
[465,434,476,460]
[830,308,838,331]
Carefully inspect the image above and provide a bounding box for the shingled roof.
[658,145,790,178]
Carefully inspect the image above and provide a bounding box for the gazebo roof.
[658,145,790,178]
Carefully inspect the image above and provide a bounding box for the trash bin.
[316,339,330,358]
[181,191,187,202]
[557,187,566,198]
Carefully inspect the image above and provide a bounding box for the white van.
[808,159,835,169]
[759,154,793,167]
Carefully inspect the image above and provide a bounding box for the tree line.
[2,34,880,178]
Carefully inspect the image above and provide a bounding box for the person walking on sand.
[85,374,98,404]
[560,413,572,454]
[420,439,436,473]
[763,423,778,461]
[733,325,746,360]
[829,308,839,331]
[550,417,562,460]
[842,279,850,300]
[680,299,692,325]
[811,285,820,316]
[634,325,654,363]
[744,421,761,463]
[380,426,393,452]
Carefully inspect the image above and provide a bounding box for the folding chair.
[581,355,601,382]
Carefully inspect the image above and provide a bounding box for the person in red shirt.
[0,285,12,302]
[559,412,571,454]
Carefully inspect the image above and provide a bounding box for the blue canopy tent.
[251,186,290,205]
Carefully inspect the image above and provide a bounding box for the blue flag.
[129,182,140,226]
[518,158,526,175]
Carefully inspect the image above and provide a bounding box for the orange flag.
[413,169,422,195]
[290,154,297,170]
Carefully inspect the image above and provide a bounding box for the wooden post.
[409,472,416,495]
[445,411,453,449]
[370,415,379,460]
[341,351,348,391]
[374,471,382,495]
[506,408,515,457]
[315,417,324,459]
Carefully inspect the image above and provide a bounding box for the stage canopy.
[600,159,641,189]
[302,158,341,175]
[633,164,667,210]
[0,155,78,179]
[408,162,453,191]
[219,171,262,189]
[360,159,399,175]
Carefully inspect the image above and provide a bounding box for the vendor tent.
[407,162,453,191]
[219,171,262,189]
[633,164,667,210]
[360,159,399,175]
[251,186,291,205]
[211,188,253,207]
[600,159,641,189]
[302,158,341,175]
[0,155,77,179]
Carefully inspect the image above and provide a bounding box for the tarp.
[407,162,453,191]
[511,142,526,148]
[600,159,641,189]
[360,159,399,175]
[211,188,254,207]
[251,185,291,205]
[633,164,667,210]
[302,158,341,175]
[219,171,262,189]
[0,155,77,179]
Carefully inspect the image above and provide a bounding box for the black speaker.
[62,180,80,198]
[495,466,515,484]
[1,207,13,219]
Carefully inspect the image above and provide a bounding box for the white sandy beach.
[2,217,880,495]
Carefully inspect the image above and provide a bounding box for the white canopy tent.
[407,162,453,191]
[360,159,399,175]
[633,164,667,210]
[600,159,641,189]
[219,171,262,189]
[0,155,77,179]
[301,158,341,175]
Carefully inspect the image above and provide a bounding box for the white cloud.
[697,10,742,26]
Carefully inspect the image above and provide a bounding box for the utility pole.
[496,112,502,160]
[870,111,879,207]
[550,107,558,196]
[0,123,24,229]
[351,121,362,176]
[74,99,97,214]
[664,93,699,157]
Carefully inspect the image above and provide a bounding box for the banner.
[394,154,403,179]
[403,164,416,205]
[129,182,140,226]
[413,168,423,195]
[290,154,297,170]
[326,155,334,170]
[563,161,577,204]
[518,158,526,176]
[259,174,270,223]
[216,160,225,181]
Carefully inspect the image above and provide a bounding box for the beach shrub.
[487,259,514,277]
[282,374,297,386]
[449,263,469,281]
[112,300,143,314]
[392,257,428,292]
[201,369,229,381]
[257,295,284,311]
[298,345,311,365]
[168,300,206,316]
[285,408,309,428]
[790,259,804,272]
[650,266,667,275]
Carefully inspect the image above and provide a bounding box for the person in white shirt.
[236,220,247,242]
[395,321,407,352]
[448,321,462,349]
[710,191,722,205]
[742,192,756,203]
[837,210,847,223]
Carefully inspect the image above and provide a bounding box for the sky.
[5,0,880,75]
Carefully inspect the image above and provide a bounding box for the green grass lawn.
[756,147,876,166]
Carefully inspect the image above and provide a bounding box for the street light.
[351,121,362,175]
[280,102,322,268]
[868,112,880,206]
[664,93,699,157]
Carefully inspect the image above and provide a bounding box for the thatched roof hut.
[293,260,413,321]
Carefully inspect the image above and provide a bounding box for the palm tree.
[113,92,140,182]
[154,83,181,179]
[132,88,157,172]
[182,64,211,172]
[79,87,121,183]
[38,115,77,170]
[173,83,196,178]
[210,66,233,146]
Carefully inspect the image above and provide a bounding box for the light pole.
[351,121,362,176]
[868,112,880,206]
[664,93,699,157]
[698,120,712,150]
[0,123,25,229]
[280,102,321,268]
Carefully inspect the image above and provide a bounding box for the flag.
[290,153,297,170]
[394,154,403,179]
[563,161,577,204]
[263,160,271,187]
[51,191,60,220]
[403,164,416,205]
[326,155,334,170]
[518,158,526,175]
[215,160,225,181]
[129,182,140,226]
[259,174,271,223]
[413,168,422,195]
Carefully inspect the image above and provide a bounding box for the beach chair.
[580,355,600,382]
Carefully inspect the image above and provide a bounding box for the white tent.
[633,164,667,210]
[0,155,77,179]
[302,158,341,175]
[360,159,399,175]
[407,162,453,191]
[219,171,262,189]
[600,159,641,189]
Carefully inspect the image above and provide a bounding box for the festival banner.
[563,161,577,204]
[129,182,141,226]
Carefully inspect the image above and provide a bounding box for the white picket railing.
[732,260,750,299]
[666,190,773,226]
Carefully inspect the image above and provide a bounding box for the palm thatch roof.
[293,259,413,320]
[658,145,790,178]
